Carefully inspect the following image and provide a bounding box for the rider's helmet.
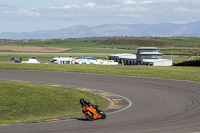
[94,105,98,109]
[85,101,91,107]
[80,98,85,105]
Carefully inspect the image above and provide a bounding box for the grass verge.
[0,63,200,82]
[0,80,109,124]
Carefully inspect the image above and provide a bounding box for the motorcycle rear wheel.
[85,113,94,121]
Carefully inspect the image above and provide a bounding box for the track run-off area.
[0,69,200,133]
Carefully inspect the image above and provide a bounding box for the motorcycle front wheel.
[101,112,106,119]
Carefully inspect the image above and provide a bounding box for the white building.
[118,55,137,65]
[136,47,162,62]
[108,47,173,66]
[108,54,133,62]
[142,59,172,66]
[137,47,172,66]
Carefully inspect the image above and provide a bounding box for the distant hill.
[0,22,200,39]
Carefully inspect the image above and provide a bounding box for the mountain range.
[1,21,200,39]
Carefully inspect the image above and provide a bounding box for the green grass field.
[0,80,109,124]
[64,48,133,53]
[0,63,199,82]
[2,37,200,48]
[1,37,200,54]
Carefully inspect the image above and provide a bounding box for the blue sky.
[0,0,200,32]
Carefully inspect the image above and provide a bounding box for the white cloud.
[50,5,80,9]
[141,1,153,4]
[1,0,200,33]
[122,0,137,5]
[172,21,190,24]
[120,6,148,13]
[83,2,96,7]
[116,13,141,18]
[173,20,200,24]
[49,2,97,10]
[3,8,41,17]
[175,7,200,13]
[170,0,181,2]
[122,0,153,5]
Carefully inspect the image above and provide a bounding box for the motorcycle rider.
[79,98,100,113]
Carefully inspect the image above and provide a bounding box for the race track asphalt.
[0,69,200,133]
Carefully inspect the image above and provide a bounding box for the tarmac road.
[0,69,200,133]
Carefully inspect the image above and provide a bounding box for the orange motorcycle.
[82,104,106,121]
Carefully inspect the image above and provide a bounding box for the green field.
[65,48,133,53]
[2,37,200,47]
[1,37,200,54]
[0,63,199,82]
[0,80,109,124]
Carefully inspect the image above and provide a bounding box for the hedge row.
[174,60,200,66]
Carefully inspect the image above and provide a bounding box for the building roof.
[142,59,172,63]
[53,57,73,59]
[109,54,133,57]
[139,52,163,55]
[137,47,159,50]
[118,54,136,59]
